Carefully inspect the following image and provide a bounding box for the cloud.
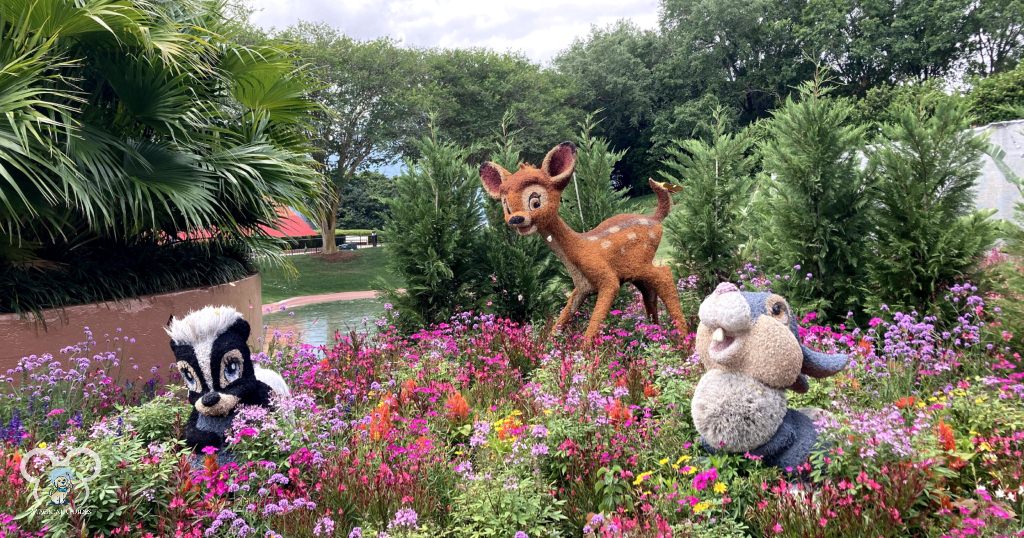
[246,0,659,63]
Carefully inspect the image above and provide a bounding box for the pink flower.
[46,408,65,417]
[772,522,784,534]
[238,427,258,438]
[868,317,883,327]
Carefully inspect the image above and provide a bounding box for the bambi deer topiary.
[479,141,689,344]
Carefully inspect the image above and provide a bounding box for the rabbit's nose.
[698,284,751,332]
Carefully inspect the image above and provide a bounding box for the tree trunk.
[321,210,338,254]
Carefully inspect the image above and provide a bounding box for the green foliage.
[0,0,321,313]
[381,132,485,328]
[336,171,396,230]
[555,21,665,189]
[277,23,423,253]
[968,0,1024,75]
[754,78,874,318]
[852,80,952,135]
[661,107,758,296]
[443,471,567,537]
[480,113,561,322]
[424,48,583,166]
[560,115,631,233]
[118,393,191,444]
[1,239,254,316]
[867,94,997,311]
[20,435,184,534]
[967,64,1024,124]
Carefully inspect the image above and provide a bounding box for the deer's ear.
[479,162,510,199]
[541,141,576,190]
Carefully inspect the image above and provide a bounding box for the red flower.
[894,396,916,409]
[606,399,633,425]
[937,420,957,452]
[445,392,470,422]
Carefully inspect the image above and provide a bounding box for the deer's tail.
[649,178,682,221]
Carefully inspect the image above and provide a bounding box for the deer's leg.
[583,281,620,345]
[648,265,689,340]
[553,288,588,335]
[633,281,659,323]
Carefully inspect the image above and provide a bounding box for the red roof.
[260,206,317,238]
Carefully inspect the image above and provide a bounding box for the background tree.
[966,64,1024,124]
[560,115,631,233]
[423,48,583,165]
[867,95,997,311]
[554,22,664,191]
[661,107,758,297]
[380,130,485,328]
[754,77,874,319]
[967,0,1024,75]
[279,23,424,253]
[335,171,395,230]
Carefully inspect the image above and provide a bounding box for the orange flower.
[369,400,393,442]
[445,392,470,422]
[895,396,916,409]
[937,420,956,452]
[399,379,417,406]
[856,338,874,356]
[643,384,659,398]
[495,415,523,441]
[606,399,632,425]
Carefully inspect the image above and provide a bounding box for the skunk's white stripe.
[193,340,215,389]
[255,367,290,396]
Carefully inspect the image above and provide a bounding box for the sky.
[246,0,661,63]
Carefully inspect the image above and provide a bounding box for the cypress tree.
[868,94,996,311]
[560,114,631,233]
[756,77,873,319]
[381,129,485,328]
[661,107,757,297]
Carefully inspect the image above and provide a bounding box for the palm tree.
[0,0,324,314]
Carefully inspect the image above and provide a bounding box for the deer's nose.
[508,215,525,226]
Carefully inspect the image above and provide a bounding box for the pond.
[262,298,385,348]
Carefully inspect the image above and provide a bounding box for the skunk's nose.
[508,215,525,225]
[201,392,221,407]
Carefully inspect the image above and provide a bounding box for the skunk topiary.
[166,306,289,457]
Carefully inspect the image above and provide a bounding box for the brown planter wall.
[0,274,263,380]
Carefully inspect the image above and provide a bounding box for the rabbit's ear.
[801,346,848,378]
[788,374,809,393]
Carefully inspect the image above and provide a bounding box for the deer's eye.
[528,192,542,210]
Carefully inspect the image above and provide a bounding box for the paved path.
[262,289,394,314]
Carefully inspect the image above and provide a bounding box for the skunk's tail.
[649,178,682,221]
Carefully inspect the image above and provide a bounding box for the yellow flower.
[713,481,727,494]
[633,471,654,486]
[693,501,711,513]
[675,454,691,465]
[684,465,698,475]
[659,457,669,465]
[979,442,993,452]
[37,441,47,449]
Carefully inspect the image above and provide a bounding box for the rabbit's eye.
[771,302,784,316]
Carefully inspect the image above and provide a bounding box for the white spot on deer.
[639,219,651,226]
[588,236,598,241]
[627,232,637,240]
[601,240,611,249]
[648,231,658,240]
[609,226,621,233]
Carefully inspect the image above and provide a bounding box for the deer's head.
[479,141,576,236]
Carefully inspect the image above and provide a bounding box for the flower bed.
[2,278,1022,537]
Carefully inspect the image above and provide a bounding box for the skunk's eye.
[177,362,200,393]
[221,350,244,386]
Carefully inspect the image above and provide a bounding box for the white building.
[977,119,1024,221]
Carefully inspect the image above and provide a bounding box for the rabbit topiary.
[691,282,848,470]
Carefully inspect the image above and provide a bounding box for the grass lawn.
[259,247,401,303]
